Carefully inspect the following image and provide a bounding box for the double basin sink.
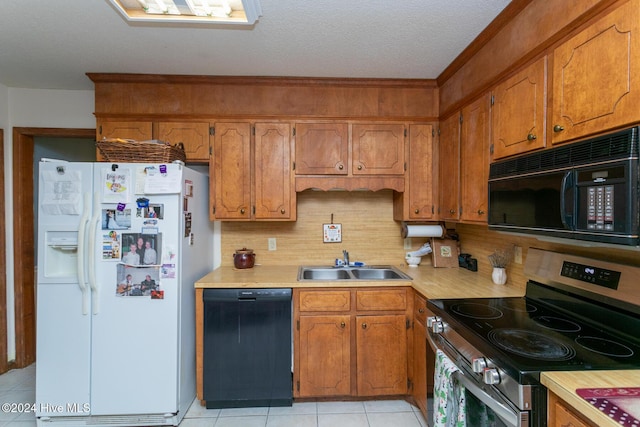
[297,265,412,282]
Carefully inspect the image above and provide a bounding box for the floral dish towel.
[434,349,466,427]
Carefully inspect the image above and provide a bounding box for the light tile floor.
[1,365,430,427]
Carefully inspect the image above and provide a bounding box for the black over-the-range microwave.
[488,126,640,246]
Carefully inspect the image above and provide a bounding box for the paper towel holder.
[401,222,446,239]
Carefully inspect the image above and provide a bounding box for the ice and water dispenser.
[42,230,79,278]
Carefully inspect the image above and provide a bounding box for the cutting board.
[577,387,640,426]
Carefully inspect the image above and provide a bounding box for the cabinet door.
[460,94,490,223]
[551,0,640,144]
[295,123,348,175]
[439,113,461,221]
[492,57,547,159]
[97,120,152,141]
[356,314,408,396]
[157,122,210,162]
[394,124,434,220]
[412,293,428,418]
[297,315,351,397]
[211,122,251,220]
[548,391,597,427]
[352,124,405,175]
[254,122,295,220]
[413,315,428,419]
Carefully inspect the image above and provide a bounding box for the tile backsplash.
[221,190,428,267]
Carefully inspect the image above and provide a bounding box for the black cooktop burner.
[576,336,635,358]
[533,316,581,332]
[499,299,538,313]
[488,329,576,361]
[451,303,503,319]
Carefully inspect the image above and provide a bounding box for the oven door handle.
[453,370,521,427]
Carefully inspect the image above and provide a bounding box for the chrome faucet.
[343,250,349,266]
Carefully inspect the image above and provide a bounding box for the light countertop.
[542,370,640,426]
[194,264,524,299]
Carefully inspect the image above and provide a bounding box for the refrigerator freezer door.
[36,161,94,417]
[35,285,92,416]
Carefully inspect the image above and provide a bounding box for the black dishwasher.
[203,288,292,409]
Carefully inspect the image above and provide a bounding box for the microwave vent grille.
[490,127,640,178]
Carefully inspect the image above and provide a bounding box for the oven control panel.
[561,260,621,289]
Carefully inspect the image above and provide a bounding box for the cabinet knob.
[280,208,286,214]
[553,125,565,133]
[414,209,420,214]
[338,164,344,170]
[361,322,368,329]
[240,208,246,215]
[418,308,425,314]
[477,209,485,215]
[357,164,363,170]
[449,209,456,214]
[527,133,537,141]
[340,321,346,328]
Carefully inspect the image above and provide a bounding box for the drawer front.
[299,290,351,312]
[414,292,427,325]
[356,288,407,311]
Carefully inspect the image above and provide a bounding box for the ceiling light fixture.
[107,0,262,25]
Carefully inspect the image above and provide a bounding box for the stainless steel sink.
[301,268,351,280]
[350,268,406,280]
[297,265,412,281]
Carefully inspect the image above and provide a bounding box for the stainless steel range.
[426,248,640,427]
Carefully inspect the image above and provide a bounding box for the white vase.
[492,267,507,285]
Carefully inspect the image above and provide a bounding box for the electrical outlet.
[404,238,412,250]
[268,238,277,251]
[514,245,522,264]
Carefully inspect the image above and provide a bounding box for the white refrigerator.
[35,160,214,426]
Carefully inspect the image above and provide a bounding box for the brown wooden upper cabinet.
[157,122,210,162]
[97,120,153,142]
[254,122,295,220]
[491,57,547,159]
[393,124,435,221]
[460,94,491,223]
[550,0,640,145]
[210,122,251,220]
[352,124,405,175]
[210,122,295,221]
[294,122,349,175]
[295,122,405,176]
[96,120,209,163]
[438,113,461,221]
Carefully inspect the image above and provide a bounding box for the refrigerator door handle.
[77,192,91,315]
[88,191,101,315]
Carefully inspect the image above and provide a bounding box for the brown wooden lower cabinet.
[294,287,412,399]
[547,391,596,427]
[412,292,429,420]
[297,314,351,397]
[356,314,408,396]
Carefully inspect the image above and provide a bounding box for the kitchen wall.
[2,87,95,361]
[0,83,8,128]
[455,223,640,292]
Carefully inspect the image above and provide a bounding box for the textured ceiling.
[0,0,511,91]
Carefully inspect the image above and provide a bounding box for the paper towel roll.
[402,224,444,238]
